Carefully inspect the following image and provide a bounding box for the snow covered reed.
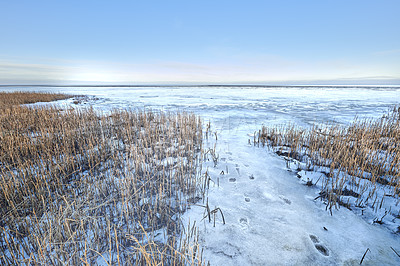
[257,106,400,229]
[0,93,206,265]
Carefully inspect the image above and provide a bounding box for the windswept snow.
[6,85,400,265]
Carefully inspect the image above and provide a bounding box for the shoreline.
[1,84,400,89]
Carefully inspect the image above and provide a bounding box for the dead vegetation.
[0,92,207,265]
[0,91,70,107]
[257,106,400,218]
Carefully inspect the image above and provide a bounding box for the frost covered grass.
[0,92,206,265]
[257,106,400,231]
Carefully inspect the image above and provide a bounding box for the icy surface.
[3,85,400,265]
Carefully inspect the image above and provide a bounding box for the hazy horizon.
[1,79,400,87]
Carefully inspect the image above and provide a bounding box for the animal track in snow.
[309,235,329,256]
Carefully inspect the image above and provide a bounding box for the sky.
[0,0,399,85]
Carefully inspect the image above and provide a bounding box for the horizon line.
[1,84,400,88]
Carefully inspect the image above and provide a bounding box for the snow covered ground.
[5,85,400,265]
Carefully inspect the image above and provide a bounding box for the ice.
[2,85,400,265]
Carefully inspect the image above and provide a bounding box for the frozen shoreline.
[183,121,400,265]
[2,86,400,265]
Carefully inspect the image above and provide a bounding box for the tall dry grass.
[257,106,400,215]
[0,92,206,265]
[0,91,70,107]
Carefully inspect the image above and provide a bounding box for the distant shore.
[1,84,399,89]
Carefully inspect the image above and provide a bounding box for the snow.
[3,85,400,265]
[184,130,400,265]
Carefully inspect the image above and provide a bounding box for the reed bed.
[0,91,70,107]
[257,107,400,227]
[0,92,207,265]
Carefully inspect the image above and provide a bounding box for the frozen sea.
[2,85,400,265]
[3,85,399,127]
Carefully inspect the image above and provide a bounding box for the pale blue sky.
[0,0,399,85]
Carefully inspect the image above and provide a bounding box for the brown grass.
[257,106,400,214]
[0,92,206,265]
[0,91,71,107]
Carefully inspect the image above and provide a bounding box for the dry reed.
[257,106,400,218]
[0,91,70,107]
[0,92,207,265]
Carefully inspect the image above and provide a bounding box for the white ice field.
[4,85,400,265]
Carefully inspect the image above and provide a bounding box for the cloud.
[0,61,69,84]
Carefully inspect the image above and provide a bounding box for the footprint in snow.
[309,234,319,243]
[239,217,249,229]
[235,164,240,175]
[279,195,291,205]
[315,244,329,256]
[309,235,329,256]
